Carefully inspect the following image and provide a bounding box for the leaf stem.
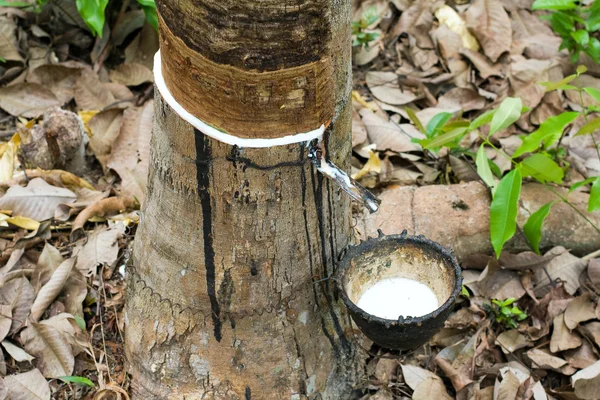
[547,186,600,236]
[576,75,600,163]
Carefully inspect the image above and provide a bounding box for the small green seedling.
[461,285,470,298]
[532,0,600,63]
[352,6,380,48]
[490,298,527,329]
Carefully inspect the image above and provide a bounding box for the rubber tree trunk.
[124,1,363,398]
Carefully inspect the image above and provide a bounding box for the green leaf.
[76,0,108,37]
[585,37,600,63]
[584,87,600,104]
[511,307,523,315]
[441,120,470,133]
[502,298,516,307]
[406,107,425,134]
[590,177,600,213]
[572,30,590,47]
[570,177,598,193]
[512,111,580,157]
[74,315,86,331]
[577,65,588,75]
[489,97,523,136]
[518,313,527,320]
[423,127,468,149]
[476,145,497,194]
[59,376,95,387]
[486,159,501,178]
[575,117,600,136]
[490,168,522,258]
[523,201,554,254]
[0,0,34,6]
[426,112,453,138]
[520,153,564,184]
[470,109,496,131]
[461,286,470,298]
[540,74,577,92]
[549,12,576,37]
[532,0,577,10]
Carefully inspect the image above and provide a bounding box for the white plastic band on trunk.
[153,51,325,148]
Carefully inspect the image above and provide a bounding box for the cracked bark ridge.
[125,0,361,398]
[158,0,337,139]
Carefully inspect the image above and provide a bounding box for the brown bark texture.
[125,1,363,399]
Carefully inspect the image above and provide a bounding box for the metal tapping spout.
[308,140,381,213]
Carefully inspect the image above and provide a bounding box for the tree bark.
[124,1,363,399]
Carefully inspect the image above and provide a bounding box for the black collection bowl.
[336,230,462,350]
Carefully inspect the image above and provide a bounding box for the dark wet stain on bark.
[194,129,222,342]
[299,145,339,357]
[309,145,351,354]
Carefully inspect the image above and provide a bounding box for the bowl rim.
[335,230,463,327]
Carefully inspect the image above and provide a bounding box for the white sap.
[357,277,439,320]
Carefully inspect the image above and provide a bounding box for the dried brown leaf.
[564,293,596,330]
[436,356,473,392]
[459,48,504,79]
[88,108,124,168]
[0,178,77,221]
[391,1,434,48]
[74,72,115,111]
[437,88,486,112]
[0,17,24,64]
[498,250,562,271]
[366,72,418,106]
[26,64,83,105]
[31,242,64,290]
[352,109,368,147]
[465,0,512,62]
[400,364,438,390]
[496,330,532,354]
[577,322,600,348]
[1,340,35,362]
[74,225,121,276]
[413,376,453,400]
[494,369,521,400]
[449,155,479,182]
[21,321,74,378]
[0,305,11,342]
[572,360,600,400]
[587,258,600,288]
[564,340,598,370]
[550,313,582,353]
[4,369,50,400]
[0,83,61,118]
[477,260,526,301]
[125,23,159,71]
[359,109,421,153]
[106,101,153,201]
[30,258,76,322]
[375,358,397,383]
[527,348,571,372]
[533,247,586,297]
[59,268,87,318]
[109,62,153,86]
[0,277,35,335]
